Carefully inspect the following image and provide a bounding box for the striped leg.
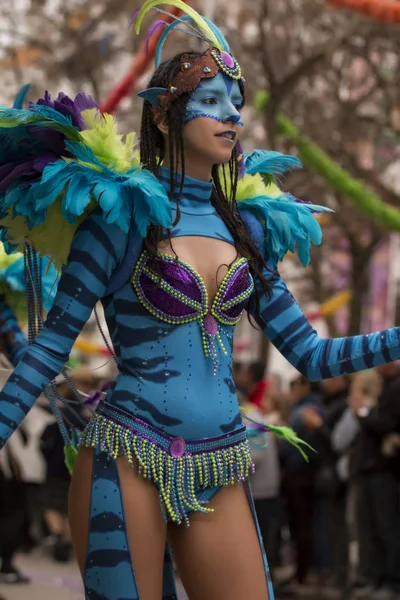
[244,480,275,599]
[84,448,138,599]
[84,447,178,599]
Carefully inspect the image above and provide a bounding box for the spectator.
[332,370,381,598]
[240,361,269,410]
[303,375,350,593]
[242,395,281,572]
[350,362,400,600]
[280,376,323,587]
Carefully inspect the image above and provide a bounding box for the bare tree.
[217,0,400,341]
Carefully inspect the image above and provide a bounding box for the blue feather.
[239,194,333,266]
[13,84,31,109]
[245,150,302,181]
[2,145,171,239]
[0,253,59,311]
[0,98,172,268]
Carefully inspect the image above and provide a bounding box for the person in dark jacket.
[303,376,350,592]
[350,362,400,600]
[280,376,323,586]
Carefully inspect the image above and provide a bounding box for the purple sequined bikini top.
[132,251,254,370]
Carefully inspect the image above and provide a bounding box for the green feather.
[134,0,222,50]
[64,444,78,475]
[242,409,315,461]
[266,424,316,462]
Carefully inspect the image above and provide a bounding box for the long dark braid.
[139,52,271,318]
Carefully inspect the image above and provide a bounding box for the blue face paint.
[185,72,244,126]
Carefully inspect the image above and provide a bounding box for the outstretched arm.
[0,210,128,447]
[0,300,28,366]
[249,258,400,381]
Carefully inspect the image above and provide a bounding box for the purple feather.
[236,141,246,178]
[0,163,16,181]
[145,20,167,56]
[129,8,141,28]
[33,153,58,171]
[74,92,99,113]
[27,125,65,156]
[249,423,267,433]
[0,161,38,192]
[84,381,112,410]
[35,91,99,131]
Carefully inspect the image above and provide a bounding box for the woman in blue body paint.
[1,3,400,599]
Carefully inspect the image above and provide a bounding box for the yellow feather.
[0,243,22,270]
[223,170,282,203]
[1,201,87,269]
[80,110,141,174]
[134,0,222,50]
[236,173,281,202]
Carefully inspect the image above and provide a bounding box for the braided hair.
[139,52,271,317]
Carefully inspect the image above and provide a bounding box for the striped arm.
[0,300,28,366]
[0,209,128,447]
[250,260,400,381]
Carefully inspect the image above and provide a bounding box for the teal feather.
[0,104,80,141]
[0,96,172,267]
[203,16,230,51]
[241,194,332,266]
[13,84,31,109]
[2,142,172,243]
[0,253,59,311]
[245,150,302,184]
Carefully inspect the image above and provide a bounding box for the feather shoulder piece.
[0,91,172,268]
[234,149,333,266]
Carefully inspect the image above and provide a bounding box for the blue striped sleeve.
[0,300,28,366]
[249,257,400,381]
[0,210,128,446]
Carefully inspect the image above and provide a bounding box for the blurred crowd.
[234,361,400,600]
[0,367,109,594]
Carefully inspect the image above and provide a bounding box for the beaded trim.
[80,402,254,526]
[184,111,244,127]
[211,258,254,326]
[211,49,242,80]
[131,251,254,370]
[132,251,207,325]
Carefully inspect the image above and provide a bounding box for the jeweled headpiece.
[133,0,244,123]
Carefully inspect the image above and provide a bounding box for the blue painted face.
[185,72,244,127]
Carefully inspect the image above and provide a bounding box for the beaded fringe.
[80,412,254,526]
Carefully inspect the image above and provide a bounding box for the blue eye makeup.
[185,73,244,126]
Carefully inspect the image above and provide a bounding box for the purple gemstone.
[170,437,186,458]
[204,313,218,336]
[221,51,235,69]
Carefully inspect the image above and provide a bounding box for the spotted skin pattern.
[1,170,400,598]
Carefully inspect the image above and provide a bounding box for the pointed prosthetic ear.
[137,87,168,106]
